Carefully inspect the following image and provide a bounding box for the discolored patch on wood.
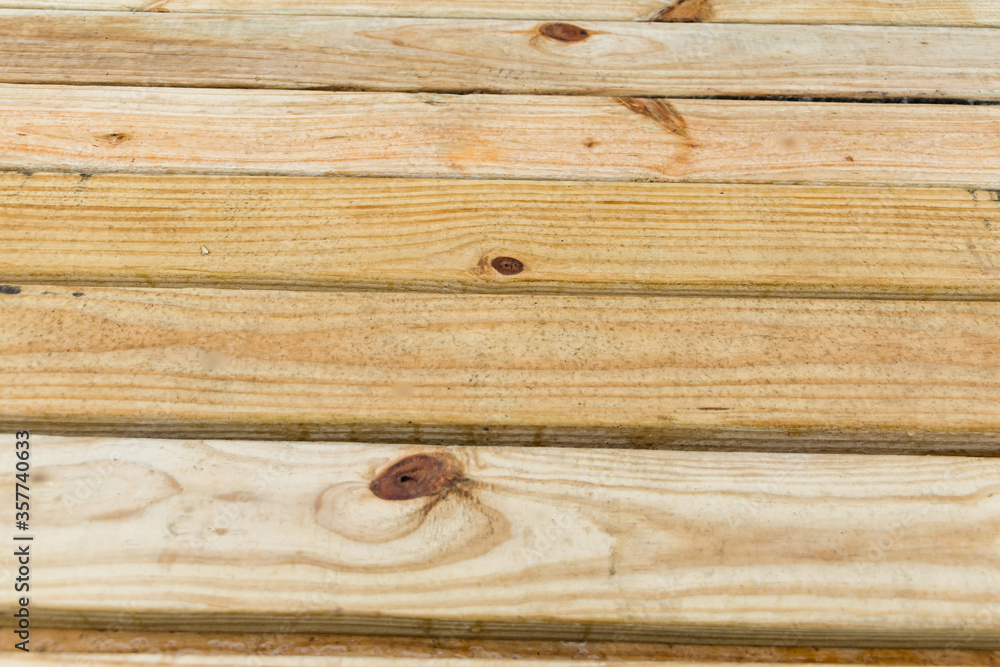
[538,22,591,42]
[650,0,714,22]
[215,491,258,503]
[616,97,689,140]
[0,285,21,295]
[491,256,525,275]
[370,453,464,501]
[34,461,181,524]
[94,132,132,148]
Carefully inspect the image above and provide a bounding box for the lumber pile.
[0,0,998,664]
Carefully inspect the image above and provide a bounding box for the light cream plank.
[3,13,999,99]
[2,86,999,186]
[1,285,999,451]
[2,174,999,300]
[0,0,997,27]
[5,436,1000,646]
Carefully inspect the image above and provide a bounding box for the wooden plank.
[8,436,1000,646]
[28,628,1000,664]
[2,86,999,186]
[0,657,888,667]
[3,174,999,300]
[3,13,999,99]
[1,285,999,451]
[0,657,945,667]
[0,0,997,27]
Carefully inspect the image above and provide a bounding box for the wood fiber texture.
[25,628,1000,664]
[1,285,999,451]
[3,86,999,185]
[2,13,999,99]
[0,0,998,25]
[3,0,1000,657]
[1,175,998,299]
[4,436,1000,646]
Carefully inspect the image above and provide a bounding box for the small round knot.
[369,454,463,501]
[491,256,525,275]
[538,23,590,42]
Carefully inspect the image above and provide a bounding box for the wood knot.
[617,97,688,139]
[370,454,463,501]
[538,22,590,42]
[650,0,713,22]
[491,256,525,275]
[94,132,132,148]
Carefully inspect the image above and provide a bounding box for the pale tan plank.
[3,13,998,99]
[0,0,997,27]
[2,174,999,300]
[29,628,1000,664]
[1,286,999,451]
[6,436,1000,646]
[2,86,999,186]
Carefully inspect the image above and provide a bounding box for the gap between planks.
[1,12,999,99]
[0,0,998,26]
[3,436,1000,647]
[1,175,998,300]
[2,86,1000,186]
[1,285,999,452]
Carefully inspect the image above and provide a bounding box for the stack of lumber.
[1,0,999,664]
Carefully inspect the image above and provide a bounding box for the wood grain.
[6,436,1000,646]
[3,174,999,300]
[0,0,997,26]
[0,657,971,667]
[3,13,999,99]
[3,86,1000,186]
[27,628,1000,664]
[1,285,999,451]
[0,657,927,667]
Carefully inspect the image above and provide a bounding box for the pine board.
[0,657,918,666]
[1,285,999,451]
[5,436,1000,646]
[3,86,999,186]
[3,13,999,99]
[2,174,999,299]
[0,0,997,26]
[0,657,944,666]
[26,628,1000,664]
